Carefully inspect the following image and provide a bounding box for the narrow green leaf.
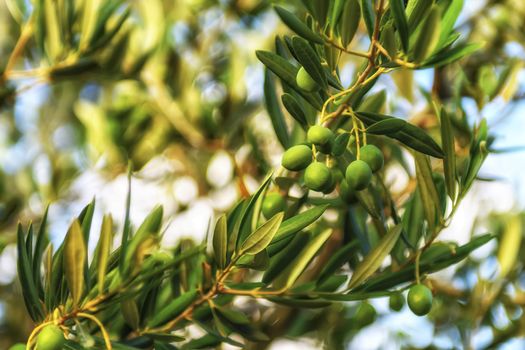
[239,213,284,255]
[292,36,327,90]
[147,289,198,328]
[414,153,442,232]
[17,224,44,321]
[213,215,228,269]
[412,5,441,63]
[366,118,407,135]
[119,164,132,274]
[390,0,409,52]
[281,93,308,127]
[358,0,373,37]
[263,232,310,284]
[255,50,323,110]
[96,215,113,295]
[123,206,163,275]
[274,229,333,289]
[420,42,483,68]
[340,0,361,46]
[406,0,432,31]
[33,206,49,298]
[439,108,457,199]
[121,299,140,330]
[355,111,444,158]
[274,6,324,44]
[63,220,87,307]
[234,172,273,248]
[264,69,290,148]
[438,0,463,47]
[266,296,331,308]
[317,241,359,285]
[348,224,403,290]
[271,204,329,244]
[357,234,494,291]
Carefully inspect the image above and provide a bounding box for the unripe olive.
[345,160,372,191]
[36,325,65,350]
[360,145,384,173]
[339,180,358,204]
[354,302,377,328]
[389,292,405,312]
[281,145,312,171]
[262,193,287,218]
[8,344,26,350]
[304,162,332,192]
[407,284,433,316]
[307,125,334,147]
[296,67,318,92]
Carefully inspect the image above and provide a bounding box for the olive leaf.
[497,216,522,279]
[270,204,329,244]
[213,215,228,269]
[147,289,199,328]
[281,93,308,127]
[438,107,457,199]
[255,50,323,110]
[348,224,403,290]
[264,68,290,149]
[274,6,324,44]
[412,5,441,63]
[317,241,359,285]
[356,234,494,292]
[291,36,327,90]
[33,206,49,298]
[414,152,442,232]
[406,0,432,31]
[63,219,87,307]
[438,0,463,47]
[17,224,44,321]
[273,229,333,289]
[263,232,310,284]
[93,215,113,295]
[390,0,409,52]
[239,212,284,256]
[340,0,361,46]
[355,111,444,158]
[366,118,406,135]
[360,0,375,38]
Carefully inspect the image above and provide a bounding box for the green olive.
[354,302,377,328]
[360,145,384,173]
[8,344,26,350]
[389,292,405,312]
[36,325,65,350]
[262,193,287,218]
[345,160,372,191]
[281,145,312,171]
[304,162,332,192]
[407,284,433,316]
[296,67,318,92]
[307,125,334,147]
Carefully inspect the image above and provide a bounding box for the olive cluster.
[281,124,384,201]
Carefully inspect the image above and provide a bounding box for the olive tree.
[2,0,524,349]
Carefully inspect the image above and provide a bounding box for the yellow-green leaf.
[348,225,403,290]
[239,212,284,255]
[213,215,228,269]
[414,153,442,232]
[63,220,86,307]
[497,216,522,279]
[96,215,113,295]
[274,229,333,290]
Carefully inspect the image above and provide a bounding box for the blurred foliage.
[0,0,525,349]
